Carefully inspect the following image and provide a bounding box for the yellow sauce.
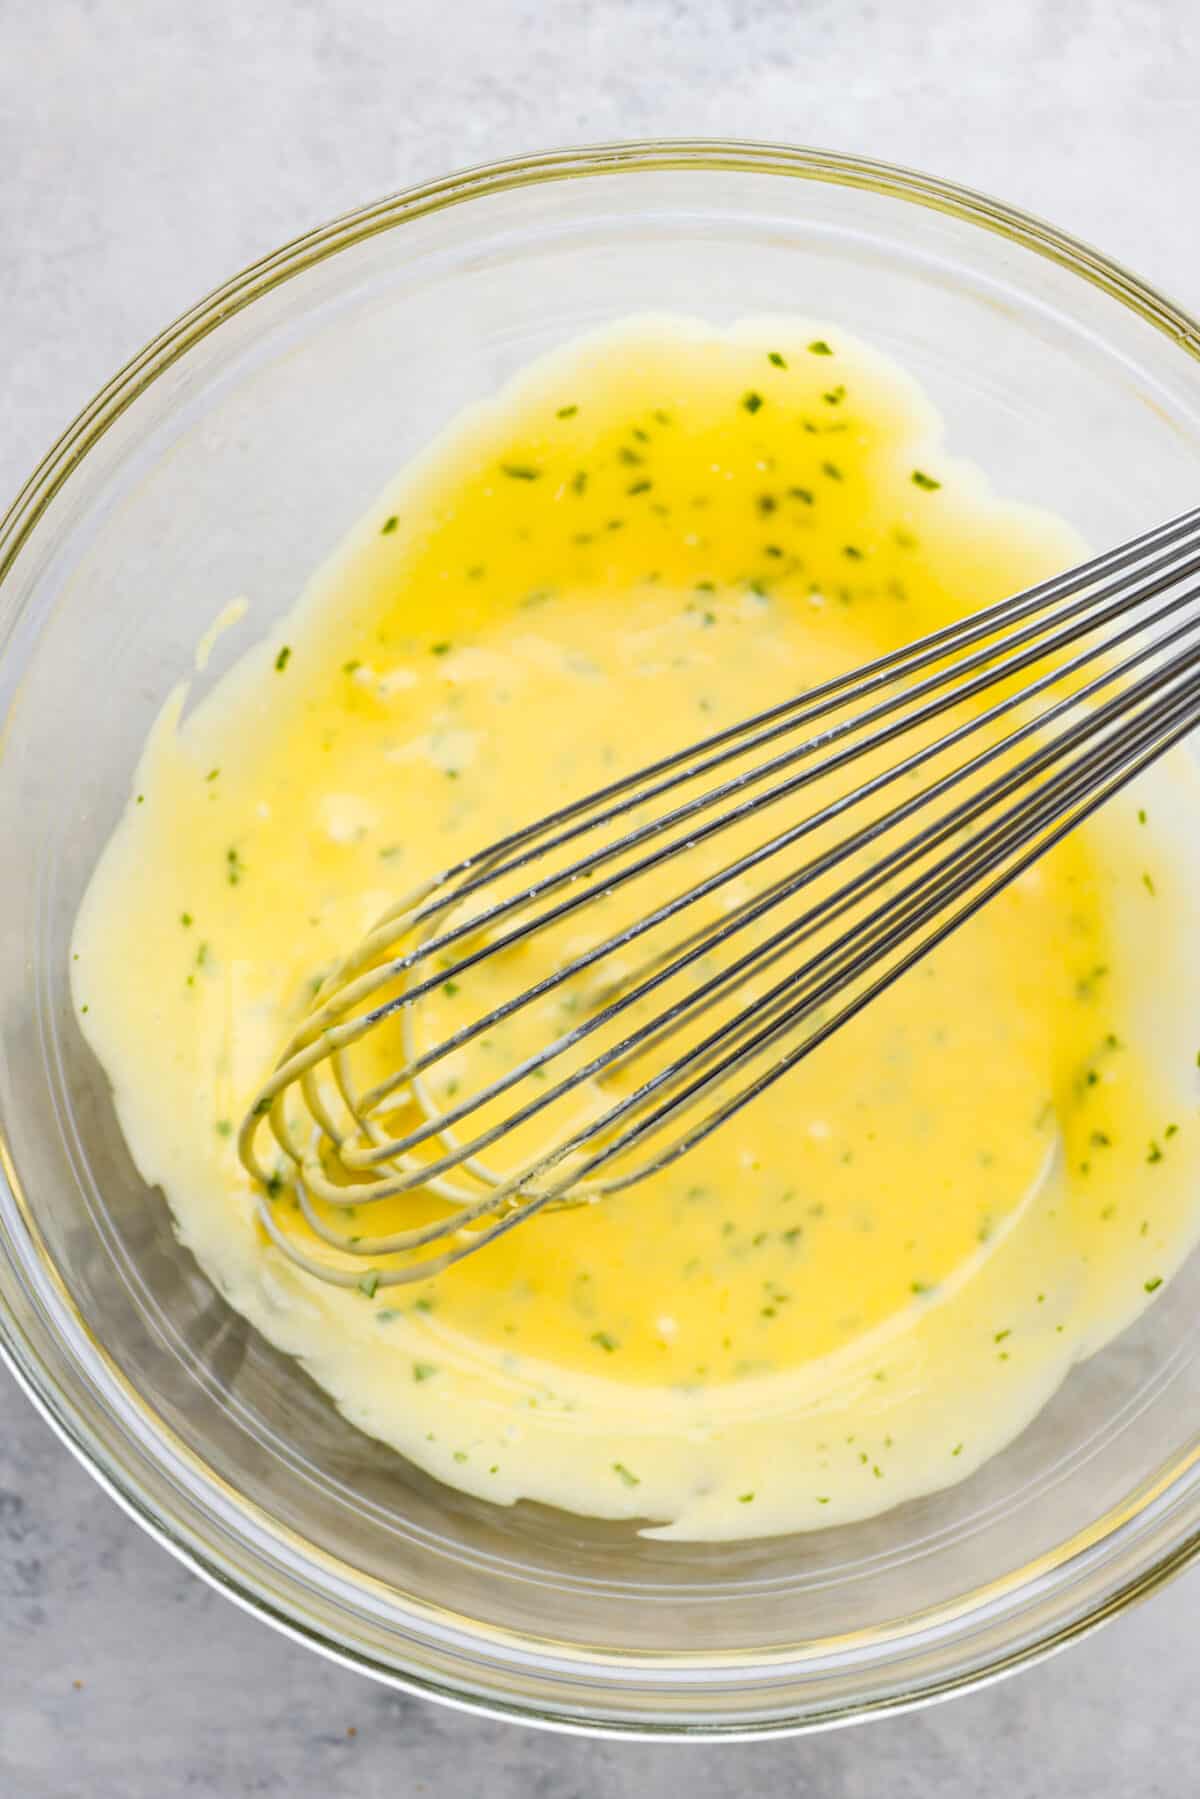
[72,317,1200,1539]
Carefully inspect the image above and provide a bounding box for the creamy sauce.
[73,317,1200,1539]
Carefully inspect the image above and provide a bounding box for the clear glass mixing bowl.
[2,142,1200,1738]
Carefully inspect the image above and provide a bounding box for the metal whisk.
[238,506,1200,1287]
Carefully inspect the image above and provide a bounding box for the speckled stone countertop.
[4,1,1200,1792]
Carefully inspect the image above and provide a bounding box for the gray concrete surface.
[3,0,1200,1792]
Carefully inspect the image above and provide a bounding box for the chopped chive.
[380,515,398,535]
[412,1361,437,1381]
[590,1330,619,1352]
[1142,871,1156,895]
[767,350,787,368]
[215,1120,232,1138]
[180,912,193,928]
[357,1271,380,1299]
[274,645,291,672]
[911,469,941,491]
[741,391,764,414]
[1145,1276,1163,1293]
[737,1492,755,1503]
[556,404,579,418]
[500,463,541,480]
[808,340,833,355]
[205,768,220,782]
[431,641,452,656]
[612,1461,640,1487]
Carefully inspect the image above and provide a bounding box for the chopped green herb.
[808,340,834,356]
[911,469,941,491]
[412,1361,437,1382]
[343,659,361,674]
[822,385,846,405]
[612,1461,640,1487]
[951,1442,964,1456]
[591,1330,619,1353]
[627,479,653,495]
[1165,1122,1180,1139]
[226,847,244,886]
[1142,871,1156,895]
[737,1492,755,1503]
[500,463,541,480]
[820,461,842,481]
[274,645,292,672]
[1147,1141,1164,1164]
[431,641,452,656]
[1145,1276,1163,1293]
[1138,808,1148,824]
[215,1120,232,1138]
[741,390,764,414]
[442,980,460,998]
[205,767,220,783]
[180,912,193,928]
[767,350,787,368]
[357,1271,380,1299]
[994,1328,1011,1343]
[556,404,579,418]
[571,469,588,494]
[380,515,399,535]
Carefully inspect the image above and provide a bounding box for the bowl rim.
[3,136,1200,1739]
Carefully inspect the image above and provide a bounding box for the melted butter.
[72,317,1200,1538]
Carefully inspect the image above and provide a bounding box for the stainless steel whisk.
[238,507,1200,1287]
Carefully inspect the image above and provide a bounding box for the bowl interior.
[3,149,1200,1729]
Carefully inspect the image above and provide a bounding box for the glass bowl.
[2,141,1200,1740]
